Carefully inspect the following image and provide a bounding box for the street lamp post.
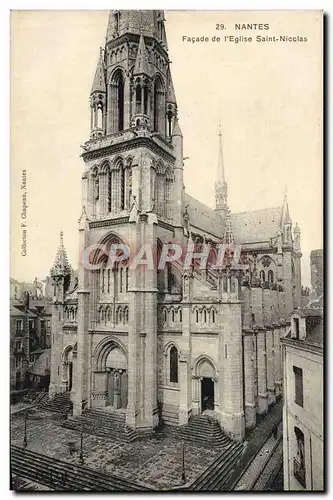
[79,424,84,464]
[181,440,186,483]
[23,411,28,448]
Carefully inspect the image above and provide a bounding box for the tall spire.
[217,123,225,185]
[215,124,228,215]
[280,189,292,227]
[50,231,71,278]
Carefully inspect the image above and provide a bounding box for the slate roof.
[185,193,223,238]
[185,193,283,244]
[29,349,51,376]
[231,206,282,244]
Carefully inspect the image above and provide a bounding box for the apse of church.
[49,10,302,442]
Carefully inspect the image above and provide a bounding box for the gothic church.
[49,10,302,441]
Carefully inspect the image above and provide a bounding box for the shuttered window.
[293,366,303,407]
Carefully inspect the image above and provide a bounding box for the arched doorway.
[193,356,217,414]
[92,338,128,409]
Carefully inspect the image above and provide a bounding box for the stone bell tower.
[76,10,184,431]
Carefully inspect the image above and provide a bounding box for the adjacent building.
[10,294,53,390]
[282,300,323,490]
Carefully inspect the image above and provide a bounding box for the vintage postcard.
[10,10,323,492]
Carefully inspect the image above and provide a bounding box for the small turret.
[132,35,152,128]
[50,231,71,302]
[90,48,106,139]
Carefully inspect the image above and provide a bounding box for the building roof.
[231,206,282,244]
[184,193,284,245]
[185,193,223,238]
[10,305,26,318]
[294,307,323,319]
[10,304,38,319]
[29,349,51,376]
[91,50,106,94]
[307,319,323,345]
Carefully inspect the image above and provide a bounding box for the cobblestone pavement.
[11,412,220,489]
[253,441,283,491]
[234,421,282,490]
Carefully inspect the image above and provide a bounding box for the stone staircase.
[62,408,137,442]
[177,414,232,448]
[38,392,73,415]
[11,445,151,491]
[186,439,245,491]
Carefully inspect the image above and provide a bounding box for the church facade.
[49,10,302,441]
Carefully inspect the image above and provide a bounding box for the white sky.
[10,10,323,286]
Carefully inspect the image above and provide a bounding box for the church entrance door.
[201,378,214,411]
[107,368,128,409]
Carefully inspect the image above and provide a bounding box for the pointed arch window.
[110,70,124,132]
[144,85,148,115]
[154,76,165,135]
[157,21,163,40]
[260,270,265,283]
[268,270,274,284]
[203,309,207,323]
[179,308,182,323]
[195,309,199,323]
[211,309,216,323]
[170,346,178,383]
[114,12,120,33]
[120,167,125,210]
[107,169,112,213]
[171,309,175,322]
[125,267,129,292]
[135,84,141,115]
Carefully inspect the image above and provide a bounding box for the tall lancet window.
[127,168,132,210]
[107,167,112,213]
[114,12,120,33]
[169,346,178,383]
[157,21,163,40]
[144,85,148,115]
[135,83,142,115]
[167,108,173,137]
[154,75,165,135]
[111,70,124,132]
[120,167,125,210]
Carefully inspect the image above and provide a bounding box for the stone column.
[126,211,158,431]
[179,288,192,424]
[219,301,245,441]
[257,330,268,417]
[73,216,90,417]
[244,334,256,429]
